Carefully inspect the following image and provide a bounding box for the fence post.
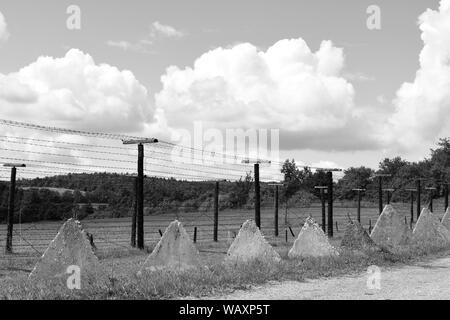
[445,183,449,212]
[383,188,394,205]
[5,167,17,254]
[137,143,144,249]
[131,177,137,247]
[193,227,197,243]
[274,185,279,236]
[429,192,433,212]
[254,163,261,229]
[374,174,391,215]
[289,226,295,237]
[417,179,421,219]
[322,189,327,232]
[406,189,415,225]
[327,171,333,238]
[315,186,328,233]
[378,176,383,214]
[426,187,436,212]
[269,183,284,237]
[123,138,159,249]
[214,181,219,242]
[357,190,361,223]
[352,188,365,223]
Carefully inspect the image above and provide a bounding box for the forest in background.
[0,138,449,223]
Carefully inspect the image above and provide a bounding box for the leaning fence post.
[289,226,295,237]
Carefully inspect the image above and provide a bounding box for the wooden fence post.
[214,181,219,242]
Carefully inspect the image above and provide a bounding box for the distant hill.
[0,172,270,223]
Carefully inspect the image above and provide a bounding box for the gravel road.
[211,255,450,300]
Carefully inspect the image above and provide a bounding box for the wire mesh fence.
[1,198,448,264]
[0,118,449,271]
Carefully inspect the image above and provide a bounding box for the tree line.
[282,138,450,204]
[0,138,449,223]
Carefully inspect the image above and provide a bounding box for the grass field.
[0,200,448,299]
[1,232,449,300]
[0,200,447,256]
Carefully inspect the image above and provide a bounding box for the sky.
[0,0,449,179]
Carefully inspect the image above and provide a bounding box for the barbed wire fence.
[0,118,449,269]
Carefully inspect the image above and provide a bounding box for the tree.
[378,157,409,176]
[281,159,311,199]
[430,138,450,185]
[336,167,375,200]
[73,190,86,203]
[229,172,253,208]
[304,170,329,196]
[21,189,42,222]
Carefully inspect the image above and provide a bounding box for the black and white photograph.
[0,0,450,309]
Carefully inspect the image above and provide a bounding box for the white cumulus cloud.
[387,0,450,151]
[156,38,379,151]
[0,11,10,42]
[0,49,155,134]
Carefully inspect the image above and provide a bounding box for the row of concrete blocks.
[26,204,450,287]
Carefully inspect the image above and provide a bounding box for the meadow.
[0,201,449,299]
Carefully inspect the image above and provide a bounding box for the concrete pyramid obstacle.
[140,220,203,272]
[412,208,450,247]
[29,219,105,286]
[341,217,382,253]
[370,205,411,249]
[441,208,450,231]
[288,216,339,258]
[225,220,281,263]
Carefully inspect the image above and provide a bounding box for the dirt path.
[211,255,450,300]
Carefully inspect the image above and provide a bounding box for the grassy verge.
[1,242,450,300]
